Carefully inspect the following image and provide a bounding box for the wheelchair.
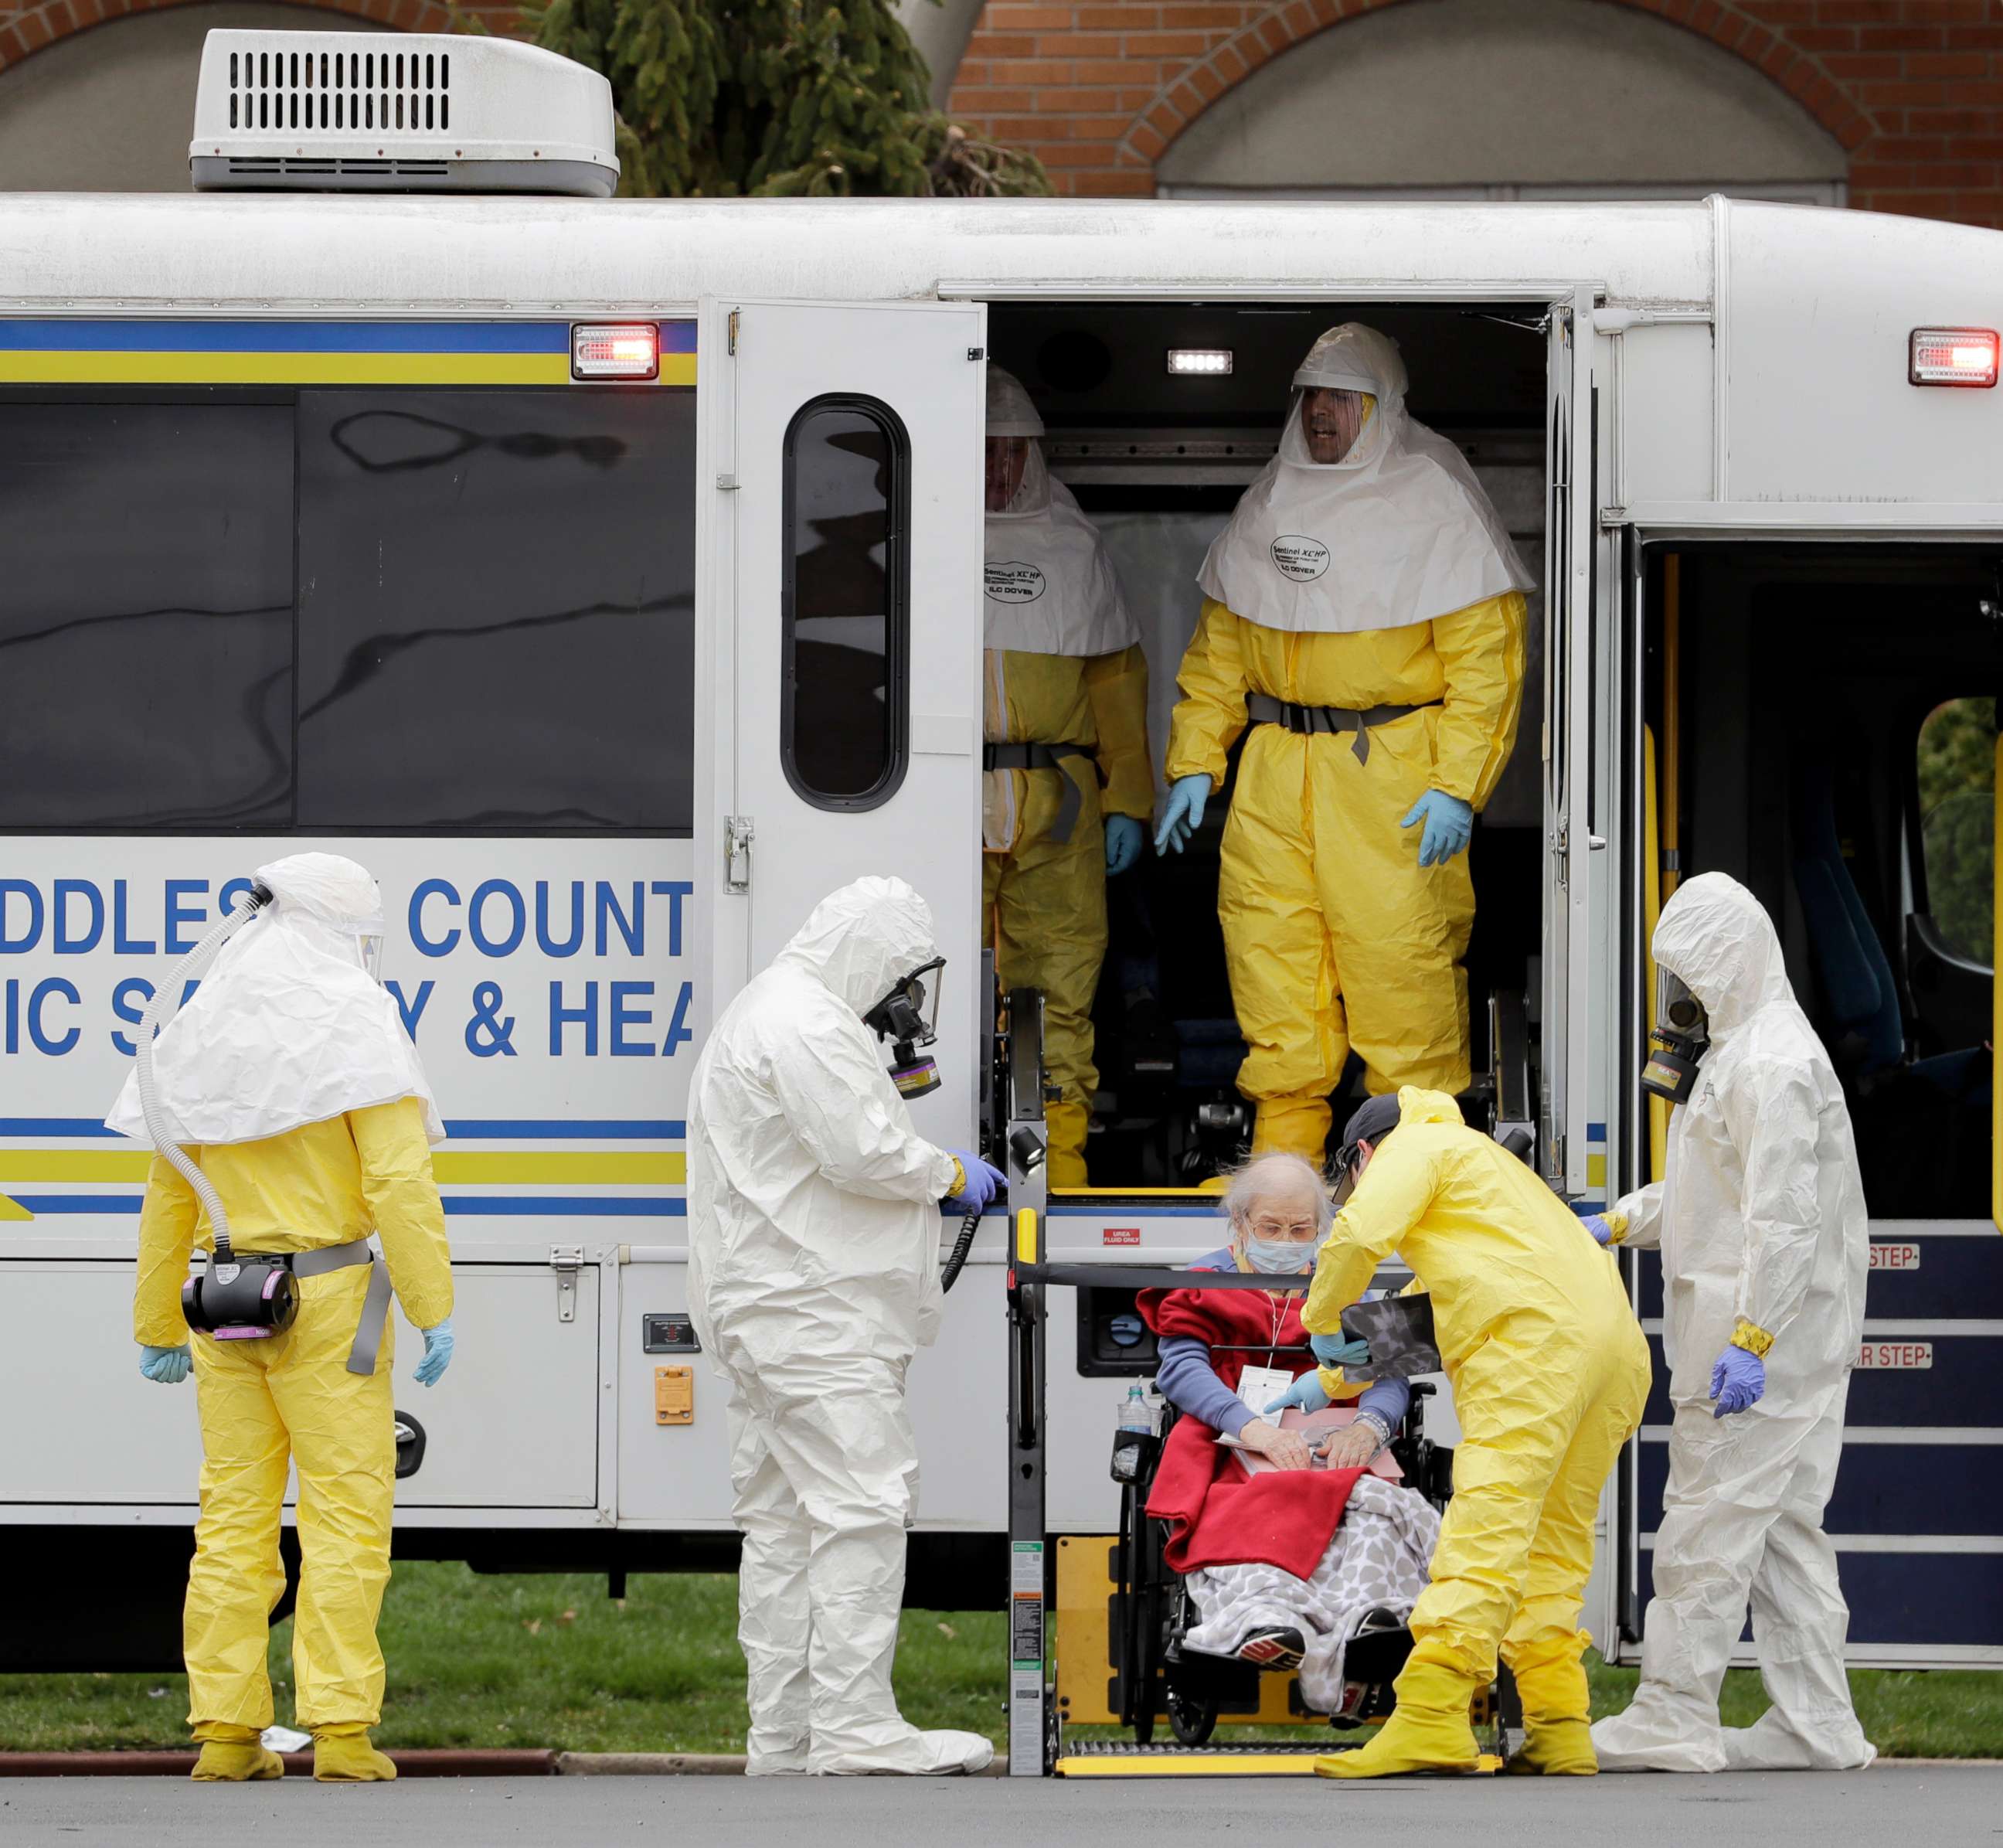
[1103,1349,1516,1754]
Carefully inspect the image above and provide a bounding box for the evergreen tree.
[521,0,1050,199]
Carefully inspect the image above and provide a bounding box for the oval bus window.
[781,395,910,809]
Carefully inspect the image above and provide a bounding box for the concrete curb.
[0,1750,558,1778]
[553,1753,1012,1776]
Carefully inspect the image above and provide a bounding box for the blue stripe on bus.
[0,321,570,353]
[0,1118,685,1141]
[442,1119,685,1139]
[0,1119,123,1138]
[443,1196,685,1217]
[8,1195,140,1213]
[0,319,699,355]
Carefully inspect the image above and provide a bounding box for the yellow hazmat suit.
[1301,1088,1649,1776]
[984,643,1151,1184]
[134,1098,453,1750]
[1166,598,1524,1159]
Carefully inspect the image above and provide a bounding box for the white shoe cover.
[745,1746,810,1776]
[1589,1697,1728,1774]
[1720,1711,1875,1771]
[811,1726,995,1776]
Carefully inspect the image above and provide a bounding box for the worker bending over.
[1301,1090,1649,1778]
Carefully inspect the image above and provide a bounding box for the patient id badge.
[1236,1364,1295,1428]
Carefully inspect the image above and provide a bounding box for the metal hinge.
[716,472,739,491]
[725,815,754,893]
[967,345,985,362]
[727,308,740,356]
[549,1245,583,1323]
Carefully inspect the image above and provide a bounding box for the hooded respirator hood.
[1197,321,1532,638]
[106,850,443,1149]
[1641,872,1791,1104]
[982,363,1138,659]
[777,876,947,1098]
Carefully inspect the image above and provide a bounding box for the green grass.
[2,1564,1998,1756]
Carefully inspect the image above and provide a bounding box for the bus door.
[695,298,988,1148]
[1539,286,1618,1201]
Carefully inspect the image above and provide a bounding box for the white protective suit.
[1591,873,1875,1773]
[1197,322,1532,635]
[107,852,443,1149]
[685,877,994,1776]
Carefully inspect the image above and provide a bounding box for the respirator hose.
[940,1208,981,1294]
[134,886,272,1265]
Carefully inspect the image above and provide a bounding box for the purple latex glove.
[1709,1344,1766,1417]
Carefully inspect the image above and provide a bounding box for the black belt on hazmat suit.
[1244,692,1440,766]
[226,1238,393,1376]
[982,740,1098,846]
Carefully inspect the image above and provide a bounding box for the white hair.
[1219,1152,1334,1239]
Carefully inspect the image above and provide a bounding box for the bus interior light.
[1167,348,1234,376]
[572,322,660,380]
[1909,327,1998,388]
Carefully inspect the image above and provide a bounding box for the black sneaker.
[1237,1626,1306,1671]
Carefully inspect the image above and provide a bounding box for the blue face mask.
[1245,1237,1311,1275]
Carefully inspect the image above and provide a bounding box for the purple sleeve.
[1358,1376,1410,1431]
[1154,1333,1253,1438]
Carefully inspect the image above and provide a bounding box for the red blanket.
[1138,1271,1363,1578]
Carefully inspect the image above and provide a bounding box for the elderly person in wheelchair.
[1134,1152,1440,1711]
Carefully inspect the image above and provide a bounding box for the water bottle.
[1110,1382,1156,1483]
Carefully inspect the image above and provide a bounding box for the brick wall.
[0,0,519,77]
[946,0,2003,226]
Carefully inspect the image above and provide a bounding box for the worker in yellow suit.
[1158,325,1529,1166]
[111,853,454,1785]
[1301,1090,1650,1778]
[984,365,1151,1185]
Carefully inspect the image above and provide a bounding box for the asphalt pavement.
[2,1765,1998,1848]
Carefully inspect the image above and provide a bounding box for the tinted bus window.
[297,390,695,831]
[781,396,908,808]
[0,403,293,828]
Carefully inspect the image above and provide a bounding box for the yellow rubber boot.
[1316,1659,1493,1778]
[1503,1717,1597,1775]
[313,1724,397,1782]
[1045,1099,1090,1189]
[191,1722,284,1782]
[1503,1630,1597,1774]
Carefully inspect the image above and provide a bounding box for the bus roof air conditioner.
[189,30,618,198]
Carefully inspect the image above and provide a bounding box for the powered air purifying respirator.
[1641,965,1710,1106]
[134,881,303,1341]
[863,957,946,1100]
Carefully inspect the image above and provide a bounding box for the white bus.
[2,34,1998,1707]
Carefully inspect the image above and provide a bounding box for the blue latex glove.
[944,1149,1006,1213]
[1581,1214,1614,1247]
[1264,1373,1333,1416]
[1709,1344,1765,1417]
[1310,1331,1372,1370]
[414,1318,455,1388]
[138,1343,191,1385]
[1401,788,1474,867]
[1104,814,1144,876]
[1154,774,1212,856]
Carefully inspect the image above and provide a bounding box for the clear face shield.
[358,933,385,984]
[1277,386,1379,469]
[1641,965,1710,1104]
[862,957,947,1099]
[984,435,1051,518]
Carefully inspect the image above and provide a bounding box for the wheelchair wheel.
[1165,1682,1218,1747]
